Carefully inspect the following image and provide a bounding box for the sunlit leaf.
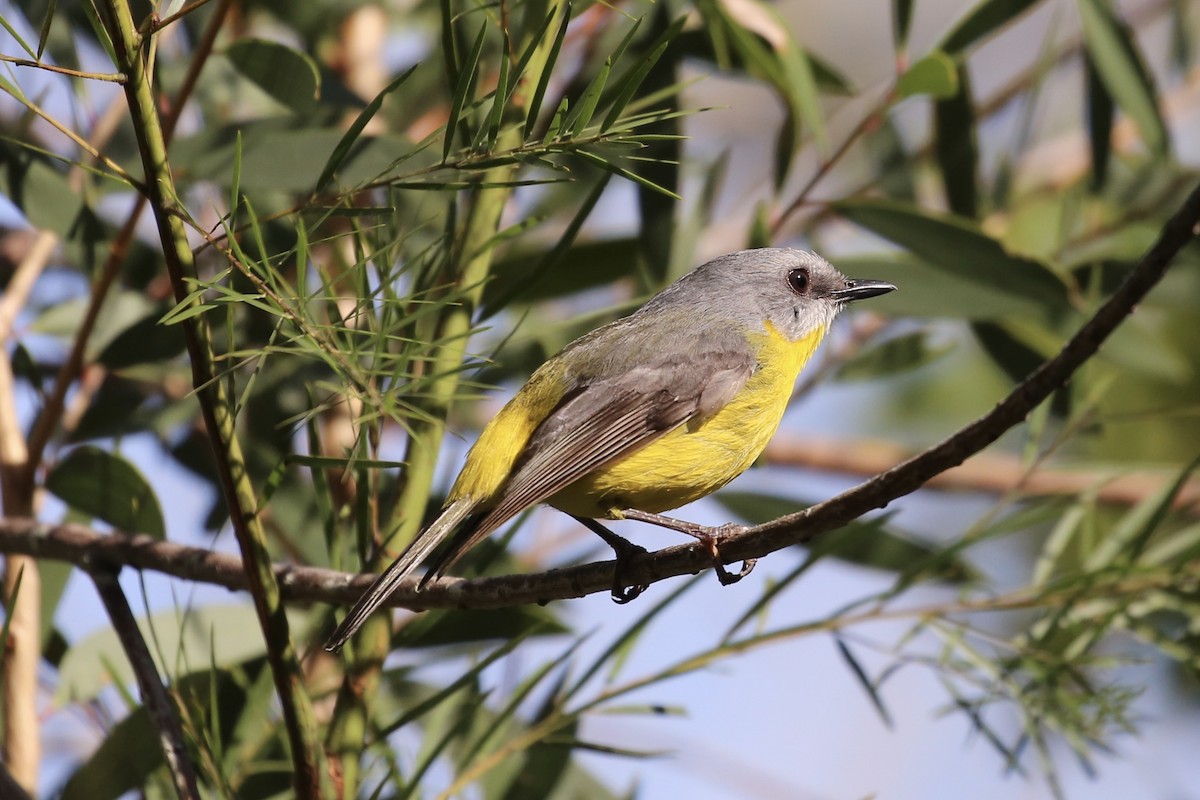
[895,51,958,98]
[1076,0,1169,155]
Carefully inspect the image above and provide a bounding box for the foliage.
[0,0,1198,797]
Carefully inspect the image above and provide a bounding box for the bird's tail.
[324,497,477,652]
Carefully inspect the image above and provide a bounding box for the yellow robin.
[326,248,894,651]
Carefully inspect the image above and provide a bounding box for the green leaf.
[1087,455,1200,569]
[60,703,162,800]
[1084,51,1114,191]
[565,60,611,135]
[835,199,1067,316]
[1076,0,1168,156]
[893,0,914,49]
[482,179,615,315]
[443,22,487,161]
[834,330,956,381]
[939,0,1041,54]
[0,14,35,59]
[45,446,165,539]
[0,151,84,236]
[895,51,959,98]
[525,6,572,139]
[834,636,894,728]
[314,65,418,194]
[36,0,57,60]
[833,253,1040,320]
[713,0,827,158]
[225,38,321,113]
[392,606,568,648]
[972,320,1053,385]
[934,65,978,217]
[96,311,187,370]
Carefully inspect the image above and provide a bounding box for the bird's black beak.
[831,278,896,303]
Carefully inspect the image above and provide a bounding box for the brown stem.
[88,567,201,800]
[763,436,1200,513]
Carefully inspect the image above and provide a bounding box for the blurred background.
[1,0,1199,797]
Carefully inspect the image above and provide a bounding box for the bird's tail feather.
[324,497,477,652]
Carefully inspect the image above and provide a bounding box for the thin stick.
[0,54,125,81]
[87,567,201,800]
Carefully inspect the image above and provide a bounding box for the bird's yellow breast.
[549,322,827,517]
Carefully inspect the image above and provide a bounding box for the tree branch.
[763,436,1200,513]
[88,567,201,800]
[0,184,1196,617]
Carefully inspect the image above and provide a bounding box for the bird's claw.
[609,541,649,604]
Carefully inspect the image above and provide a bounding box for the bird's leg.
[619,509,756,586]
[571,516,649,604]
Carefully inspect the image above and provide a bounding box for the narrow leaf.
[1087,455,1200,569]
[443,22,488,162]
[1076,0,1168,155]
[524,6,573,139]
[835,199,1066,315]
[314,65,417,194]
[834,330,956,381]
[934,65,978,217]
[939,0,1041,54]
[834,637,894,729]
[893,0,914,49]
[1084,51,1114,191]
[37,0,58,60]
[0,15,35,59]
[601,16,686,133]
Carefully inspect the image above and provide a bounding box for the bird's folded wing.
[421,347,755,580]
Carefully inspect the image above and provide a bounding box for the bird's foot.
[620,510,755,585]
[572,515,649,603]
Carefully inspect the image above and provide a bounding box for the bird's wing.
[420,343,755,581]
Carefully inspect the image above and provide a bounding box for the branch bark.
[0,185,1196,619]
[762,436,1200,513]
[88,568,200,800]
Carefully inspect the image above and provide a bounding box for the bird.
[325,247,895,651]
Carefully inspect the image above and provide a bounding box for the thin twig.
[153,0,217,32]
[0,87,139,188]
[0,53,125,82]
[87,567,201,800]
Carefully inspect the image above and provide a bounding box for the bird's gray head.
[644,248,895,342]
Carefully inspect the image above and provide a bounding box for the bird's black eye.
[787,268,810,295]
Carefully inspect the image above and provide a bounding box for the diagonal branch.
[0,184,1197,615]
[87,567,201,800]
